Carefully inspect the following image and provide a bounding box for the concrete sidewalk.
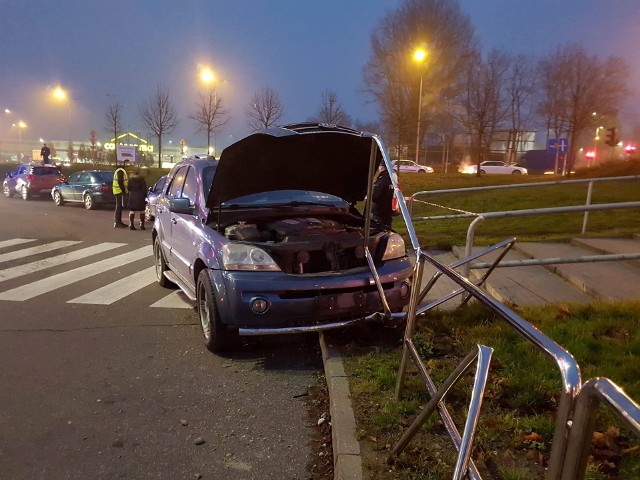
[321,236,640,479]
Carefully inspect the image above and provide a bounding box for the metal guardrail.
[362,137,640,479]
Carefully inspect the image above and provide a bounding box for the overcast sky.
[1,0,638,153]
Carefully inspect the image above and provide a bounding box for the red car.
[3,163,66,200]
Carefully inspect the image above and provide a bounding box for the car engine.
[224,217,386,274]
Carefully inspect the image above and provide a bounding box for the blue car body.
[152,124,413,351]
[51,170,115,209]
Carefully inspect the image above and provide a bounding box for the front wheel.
[3,183,13,198]
[197,269,236,352]
[153,236,174,288]
[479,169,486,175]
[21,185,30,201]
[512,170,522,175]
[83,193,95,210]
[53,190,64,206]
[144,203,153,222]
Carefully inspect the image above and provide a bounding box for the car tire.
[479,169,486,175]
[419,169,427,173]
[144,203,153,222]
[83,193,95,210]
[3,183,13,198]
[197,269,236,352]
[512,170,522,175]
[153,236,174,288]
[53,190,64,206]
[21,185,30,200]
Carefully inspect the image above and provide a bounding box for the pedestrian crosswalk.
[0,238,192,309]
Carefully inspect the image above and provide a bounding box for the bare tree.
[537,44,629,171]
[105,95,123,164]
[190,88,229,157]
[454,50,510,175]
[504,54,538,164]
[139,84,179,168]
[312,89,352,126]
[363,0,476,158]
[245,87,284,131]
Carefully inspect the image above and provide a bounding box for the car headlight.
[222,244,281,271]
[382,233,406,261]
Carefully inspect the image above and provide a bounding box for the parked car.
[392,159,434,173]
[152,123,414,352]
[51,170,115,209]
[3,163,66,200]
[461,161,528,175]
[145,175,167,221]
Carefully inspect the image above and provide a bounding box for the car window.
[95,172,113,184]
[167,166,187,199]
[33,167,60,175]
[67,173,81,183]
[77,173,91,183]
[17,166,27,174]
[181,167,198,205]
[153,176,167,193]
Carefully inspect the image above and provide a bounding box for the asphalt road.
[0,193,323,479]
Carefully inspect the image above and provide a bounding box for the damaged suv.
[152,123,413,351]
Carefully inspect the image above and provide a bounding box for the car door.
[62,172,81,201]
[168,166,201,286]
[73,172,91,200]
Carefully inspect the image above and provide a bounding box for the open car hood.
[207,124,382,208]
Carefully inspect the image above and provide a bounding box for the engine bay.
[224,216,388,274]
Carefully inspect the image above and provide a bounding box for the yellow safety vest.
[112,168,128,195]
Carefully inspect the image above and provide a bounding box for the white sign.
[116,145,137,163]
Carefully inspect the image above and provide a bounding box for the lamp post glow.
[12,121,27,158]
[52,86,72,144]
[412,48,427,164]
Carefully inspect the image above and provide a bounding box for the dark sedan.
[51,170,115,210]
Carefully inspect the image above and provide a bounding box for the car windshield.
[222,190,348,208]
[202,166,216,196]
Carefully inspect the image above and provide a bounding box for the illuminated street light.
[199,67,215,86]
[51,85,73,144]
[12,120,27,158]
[52,86,67,101]
[412,47,428,165]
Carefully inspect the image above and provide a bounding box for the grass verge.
[340,301,640,480]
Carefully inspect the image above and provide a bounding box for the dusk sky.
[1,0,639,154]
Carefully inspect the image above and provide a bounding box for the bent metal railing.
[362,136,640,480]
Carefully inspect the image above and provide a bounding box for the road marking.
[0,246,152,301]
[150,290,193,309]
[68,266,157,305]
[0,240,82,265]
[0,242,126,283]
[0,238,36,249]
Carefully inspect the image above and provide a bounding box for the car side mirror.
[168,198,193,214]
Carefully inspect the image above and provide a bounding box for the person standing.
[126,167,148,230]
[371,167,395,228]
[112,160,129,228]
[41,143,51,164]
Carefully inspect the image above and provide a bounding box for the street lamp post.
[412,48,427,165]
[12,121,27,158]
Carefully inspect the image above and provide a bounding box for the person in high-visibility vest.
[113,160,130,228]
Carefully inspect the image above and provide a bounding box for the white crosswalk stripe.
[0,240,82,265]
[0,238,36,249]
[0,246,153,301]
[0,239,192,309]
[0,242,126,283]
[68,266,157,305]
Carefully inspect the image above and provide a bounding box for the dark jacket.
[127,174,148,211]
[371,170,394,227]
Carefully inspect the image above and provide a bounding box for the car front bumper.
[210,257,414,334]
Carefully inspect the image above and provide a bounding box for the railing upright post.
[582,181,594,234]
[463,216,484,278]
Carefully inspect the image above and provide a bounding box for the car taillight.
[102,184,110,193]
[26,174,34,183]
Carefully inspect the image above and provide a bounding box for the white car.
[392,160,434,174]
[461,161,528,175]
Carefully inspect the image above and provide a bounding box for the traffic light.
[605,127,618,147]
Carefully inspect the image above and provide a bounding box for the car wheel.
[153,236,174,288]
[479,169,486,174]
[83,193,95,210]
[144,203,153,222]
[53,190,64,206]
[512,170,522,175]
[197,269,236,352]
[3,183,13,198]
[419,169,427,173]
[21,185,30,200]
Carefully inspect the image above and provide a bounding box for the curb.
[319,333,363,480]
